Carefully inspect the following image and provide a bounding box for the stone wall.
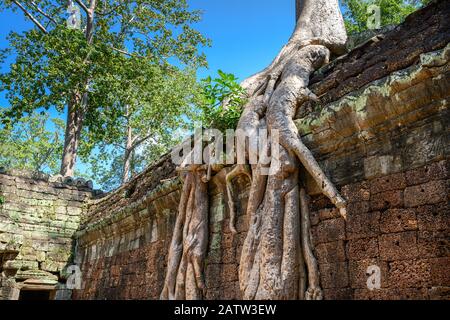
[72,2,449,300]
[0,170,94,300]
[0,1,446,300]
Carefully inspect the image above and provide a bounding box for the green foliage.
[78,65,201,191]
[0,0,209,174]
[197,70,247,133]
[342,0,432,34]
[0,196,4,205]
[0,109,65,174]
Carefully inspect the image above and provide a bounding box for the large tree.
[161,0,348,300]
[0,0,208,177]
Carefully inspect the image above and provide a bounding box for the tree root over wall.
[161,0,348,300]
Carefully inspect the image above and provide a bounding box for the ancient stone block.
[314,218,346,244]
[354,288,428,300]
[346,211,380,240]
[404,180,448,207]
[417,230,450,258]
[430,257,450,287]
[364,155,403,180]
[387,259,432,288]
[347,238,379,260]
[416,202,450,231]
[222,264,239,282]
[369,172,406,194]
[379,231,418,261]
[315,241,346,264]
[405,160,448,186]
[341,181,370,203]
[346,201,370,216]
[323,288,354,300]
[319,262,349,289]
[380,209,418,233]
[370,190,404,211]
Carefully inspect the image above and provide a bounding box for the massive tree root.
[160,165,209,300]
[162,0,348,301]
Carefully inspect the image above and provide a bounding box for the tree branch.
[30,1,57,25]
[12,0,48,33]
[73,0,89,14]
[130,133,153,152]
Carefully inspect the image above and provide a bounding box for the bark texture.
[160,165,209,300]
[60,95,84,177]
[162,0,348,300]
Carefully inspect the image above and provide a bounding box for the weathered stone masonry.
[1,2,449,300]
[0,171,95,300]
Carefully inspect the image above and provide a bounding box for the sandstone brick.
[370,190,404,211]
[315,241,346,264]
[222,247,236,264]
[346,201,370,216]
[314,218,346,244]
[404,180,448,207]
[388,259,432,288]
[222,264,239,282]
[369,173,406,194]
[430,257,450,287]
[380,209,418,233]
[319,262,349,289]
[417,230,450,258]
[341,181,370,203]
[205,264,222,289]
[348,259,388,289]
[347,237,379,260]
[323,288,353,300]
[379,231,418,261]
[416,202,450,231]
[346,211,380,240]
[405,160,448,186]
[354,288,428,300]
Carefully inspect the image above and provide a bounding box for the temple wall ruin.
[0,1,448,300]
[0,171,95,300]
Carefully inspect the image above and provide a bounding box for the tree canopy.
[0,0,209,177]
[342,0,432,34]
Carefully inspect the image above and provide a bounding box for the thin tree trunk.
[60,95,84,177]
[122,124,133,183]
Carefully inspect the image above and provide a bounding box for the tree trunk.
[60,0,97,176]
[122,124,133,184]
[60,95,84,177]
[296,0,302,22]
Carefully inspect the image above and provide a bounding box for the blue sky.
[0,0,313,183]
[0,0,296,100]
